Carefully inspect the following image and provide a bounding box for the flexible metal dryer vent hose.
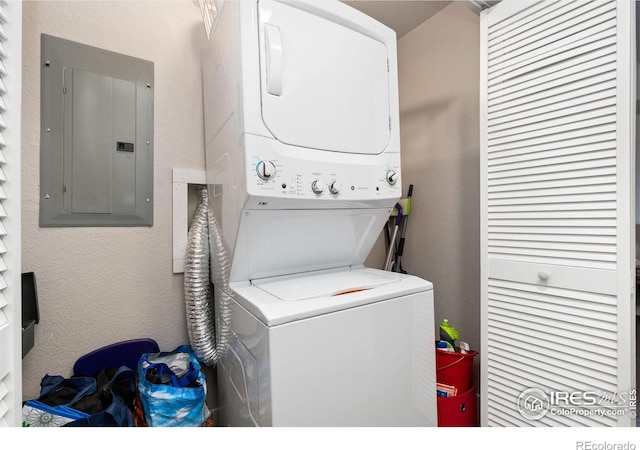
[206,190,233,363]
[184,188,217,366]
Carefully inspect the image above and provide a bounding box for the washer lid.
[252,268,399,301]
[230,267,433,326]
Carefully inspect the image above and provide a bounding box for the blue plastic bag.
[137,344,210,427]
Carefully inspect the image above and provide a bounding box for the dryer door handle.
[264,24,283,96]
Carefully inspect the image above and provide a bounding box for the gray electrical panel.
[40,34,154,227]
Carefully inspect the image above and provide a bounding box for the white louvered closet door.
[0,0,21,428]
[480,0,635,426]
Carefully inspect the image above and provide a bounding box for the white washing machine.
[220,267,435,427]
[203,0,437,426]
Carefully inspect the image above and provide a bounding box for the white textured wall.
[367,2,480,368]
[21,1,207,400]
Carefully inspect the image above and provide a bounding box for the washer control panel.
[248,151,401,203]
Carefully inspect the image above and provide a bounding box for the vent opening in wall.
[39,34,154,227]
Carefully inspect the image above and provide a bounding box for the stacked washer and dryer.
[202,0,436,426]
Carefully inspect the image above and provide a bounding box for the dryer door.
[258,0,391,155]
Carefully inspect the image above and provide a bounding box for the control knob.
[311,180,324,195]
[386,169,398,186]
[256,160,276,181]
[329,181,341,195]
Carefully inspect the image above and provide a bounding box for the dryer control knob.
[256,160,276,180]
[386,169,398,186]
[329,181,341,195]
[311,180,324,195]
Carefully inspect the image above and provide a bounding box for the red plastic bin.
[435,348,477,391]
[437,383,478,427]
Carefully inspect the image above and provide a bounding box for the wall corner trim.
[172,168,207,273]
